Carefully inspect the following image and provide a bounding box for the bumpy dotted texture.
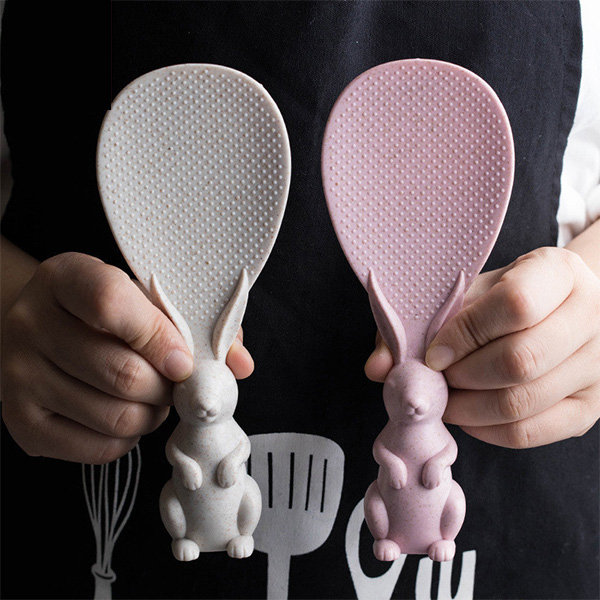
[98,64,291,356]
[322,59,514,352]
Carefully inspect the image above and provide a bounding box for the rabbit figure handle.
[363,270,466,562]
[156,269,262,560]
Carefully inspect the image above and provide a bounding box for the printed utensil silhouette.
[82,445,141,600]
[97,64,291,559]
[249,433,345,599]
[322,59,514,561]
[345,499,406,600]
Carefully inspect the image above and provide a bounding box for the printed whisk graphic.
[82,445,142,600]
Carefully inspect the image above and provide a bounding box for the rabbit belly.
[381,477,451,554]
[175,478,245,552]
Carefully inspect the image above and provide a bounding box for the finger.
[444,339,600,426]
[2,397,140,464]
[35,302,172,404]
[18,352,170,438]
[363,268,509,383]
[460,385,600,448]
[426,248,577,371]
[444,288,596,389]
[462,265,509,307]
[365,330,394,383]
[47,253,193,382]
[226,339,254,380]
[34,411,141,464]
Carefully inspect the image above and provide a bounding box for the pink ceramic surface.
[322,59,514,561]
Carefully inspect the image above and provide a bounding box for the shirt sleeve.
[557,0,600,247]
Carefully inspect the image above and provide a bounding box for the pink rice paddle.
[322,59,514,562]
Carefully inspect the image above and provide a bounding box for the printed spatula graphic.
[97,64,291,560]
[322,59,514,562]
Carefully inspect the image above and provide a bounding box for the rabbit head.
[173,359,238,424]
[383,359,448,423]
[367,269,465,424]
[151,269,250,425]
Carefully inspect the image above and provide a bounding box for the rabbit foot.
[172,538,200,562]
[427,539,456,562]
[373,539,401,561]
[227,535,254,559]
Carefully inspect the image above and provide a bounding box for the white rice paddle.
[97,64,291,560]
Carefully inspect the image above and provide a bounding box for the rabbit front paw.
[217,458,239,488]
[422,461,445,489]
[180,464,203,490]
[386,461,408,489]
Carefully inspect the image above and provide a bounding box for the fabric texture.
[1,2,597,599]
[558,0,600,246]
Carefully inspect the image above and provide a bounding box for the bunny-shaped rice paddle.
[156,270,262,560]
[364,270,466,563]
[322,58,514,563]
[96,64,291,560]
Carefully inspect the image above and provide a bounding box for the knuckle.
[496,386,529,422]
[505,420,539,449]
[111,355,144,396]
[91,268,131,320]
[500,282,537,329]
[2,406,42,457]
[4,301,35,337]
[500,342,539,382]
[39,252,82,285]
[1,356,28,388]
[454,309,486,349]
[129,311,171,356]
[559,247,584,272]
[108,403,145,438]
[516,246,558,267]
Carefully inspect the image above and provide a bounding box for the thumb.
[364,331,394,383]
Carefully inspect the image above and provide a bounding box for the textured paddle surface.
[322,59,513,350]
[98,64,290,355]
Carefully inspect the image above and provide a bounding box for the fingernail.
[426,345,454,371]
[164,349,193,381]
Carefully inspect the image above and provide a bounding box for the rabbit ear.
[425,270,465,349]
[150,274,195,356]
[367,269,408,365]
[212,268,250,362]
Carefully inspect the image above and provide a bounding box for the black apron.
[2,2,596,598]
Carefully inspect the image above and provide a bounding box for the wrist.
[565,219,600,279]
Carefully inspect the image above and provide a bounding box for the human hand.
[1,252,254,463]
[365,247,600,448]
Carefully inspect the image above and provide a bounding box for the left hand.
[365,247,600,448]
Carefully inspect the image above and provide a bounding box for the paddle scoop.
[322,59,514,561]
[97,64,291,560]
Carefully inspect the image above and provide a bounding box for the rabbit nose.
[406,401,424,415]
[198,406,219,418]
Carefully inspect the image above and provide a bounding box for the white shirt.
[557,0,600,246]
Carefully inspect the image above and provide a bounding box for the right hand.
[1,252,254,464]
